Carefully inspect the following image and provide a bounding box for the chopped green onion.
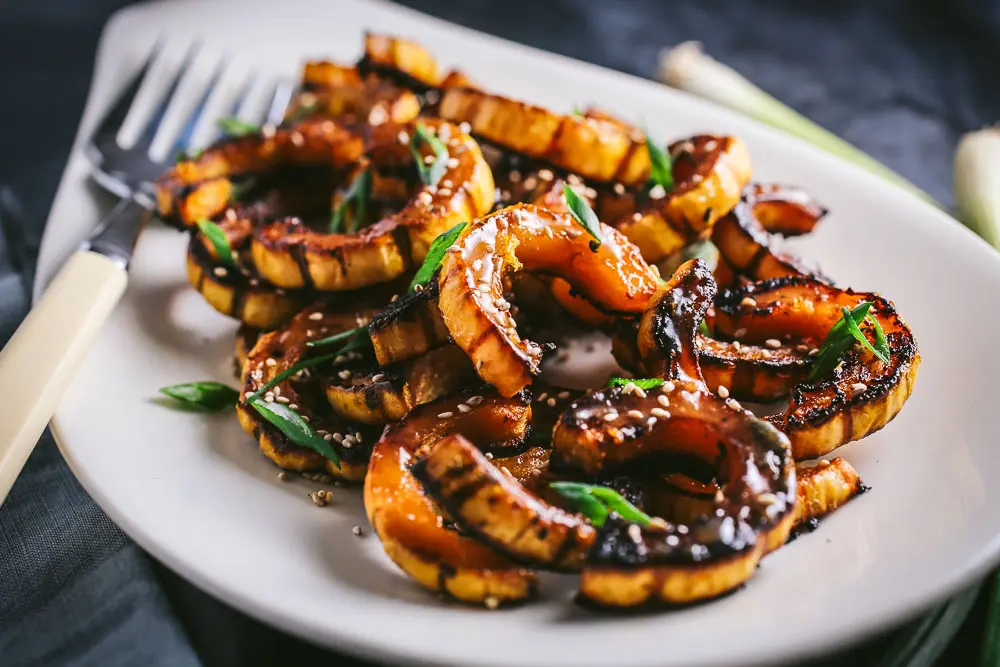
[607,377,664,390]
[306,325,369,350]
[195,219,236,268]
[644,128,674,193]
[806,302,872,382]
[249,400,339,466]
[563,184,602,246]
[330,167,372,233]
[408,222,467,292]
[159,381,239,412]
[551,481,651,527]
[842,307,889,365]
[217,116,258,137]
[410,123,449,187]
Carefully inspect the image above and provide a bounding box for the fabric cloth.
[0,1,992,666]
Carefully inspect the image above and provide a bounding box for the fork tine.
[91,38,165,145]
[134,42,202,150]
[170,58,229,159]
[263,80,296,126]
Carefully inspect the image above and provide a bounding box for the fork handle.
[0,251,127,505]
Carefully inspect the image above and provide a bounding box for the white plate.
[35,1,1000,666]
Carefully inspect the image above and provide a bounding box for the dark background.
[2,0,996,665]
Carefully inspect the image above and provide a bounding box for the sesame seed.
[661,381,675,392]
[627,409,644,419]
[627,524,643,542]
[538,169,554,181]
[622,381,637,395]
[632,212,642,222]
[418,191,432,204]
[459,122,471,133]
[438,188,452,197]
[323,434,333,441]
[734,328,747,338]
[657,394,671,407]
[467,396,483,405]
[276,396,290,404]
[647,417,657,427]
[371,373,386,382]
[819,459,831,468]
[740,297,757,308]
[733,341,742,352]
[613,183,625,195]
[485,451,494,460]
[758,493,778,506]
[666,534,680,546]
[263,394,275,403]
[851,382,868,392]
[717,386,730,399]
[648,184,666,199]
[558,391,571,399]
[603,412,618,422]
[446,157,459,168]
[332,433,343,442]
[546,397,557,407]
[397,130,410,144]
[423,154,435,164]
[277,471,288,481]
[289,403,299,411]
[438,411,454,419]
[338,370,351,380]
[759,349,772,358]
[352,525,364,536]
[726,398,742,411]
[650,407,670,419]
[484,596,500,610]
[634,387,647,399]
[809,348,820,356]
[457,404,471,413]
[765,338,782,349]
[265,358,277,367]
[213,266,228,277]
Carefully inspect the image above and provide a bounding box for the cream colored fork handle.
[0,251,127,505]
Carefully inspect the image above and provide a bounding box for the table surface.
[1,0,995,665]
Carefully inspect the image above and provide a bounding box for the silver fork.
[0,43,292,505]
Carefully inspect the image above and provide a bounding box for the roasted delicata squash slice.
[324,344,477,424]
[437,203,660,397]
[368,279,451,366]
[791,457,864,529]
[551,261,796,606]
[187,208,306,329]
[251,119,494,292]
[714,277,920,458]
[438,88,649,184]
[236,303,381,481]
[711,184,828,282]
[651,457,862,534]
[365,394,538,605]
[615,135,752,263]
[411,435,597,571]
[157,117,367,227]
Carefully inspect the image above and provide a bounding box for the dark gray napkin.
[0,189,200,667]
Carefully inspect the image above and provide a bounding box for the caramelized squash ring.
[714,277,920,458]
[364,394,538,605]
[236,303,380,481]
[438,203,659,397]
[251,119,495,292]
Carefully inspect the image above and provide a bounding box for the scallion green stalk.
[656,42,932,204]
